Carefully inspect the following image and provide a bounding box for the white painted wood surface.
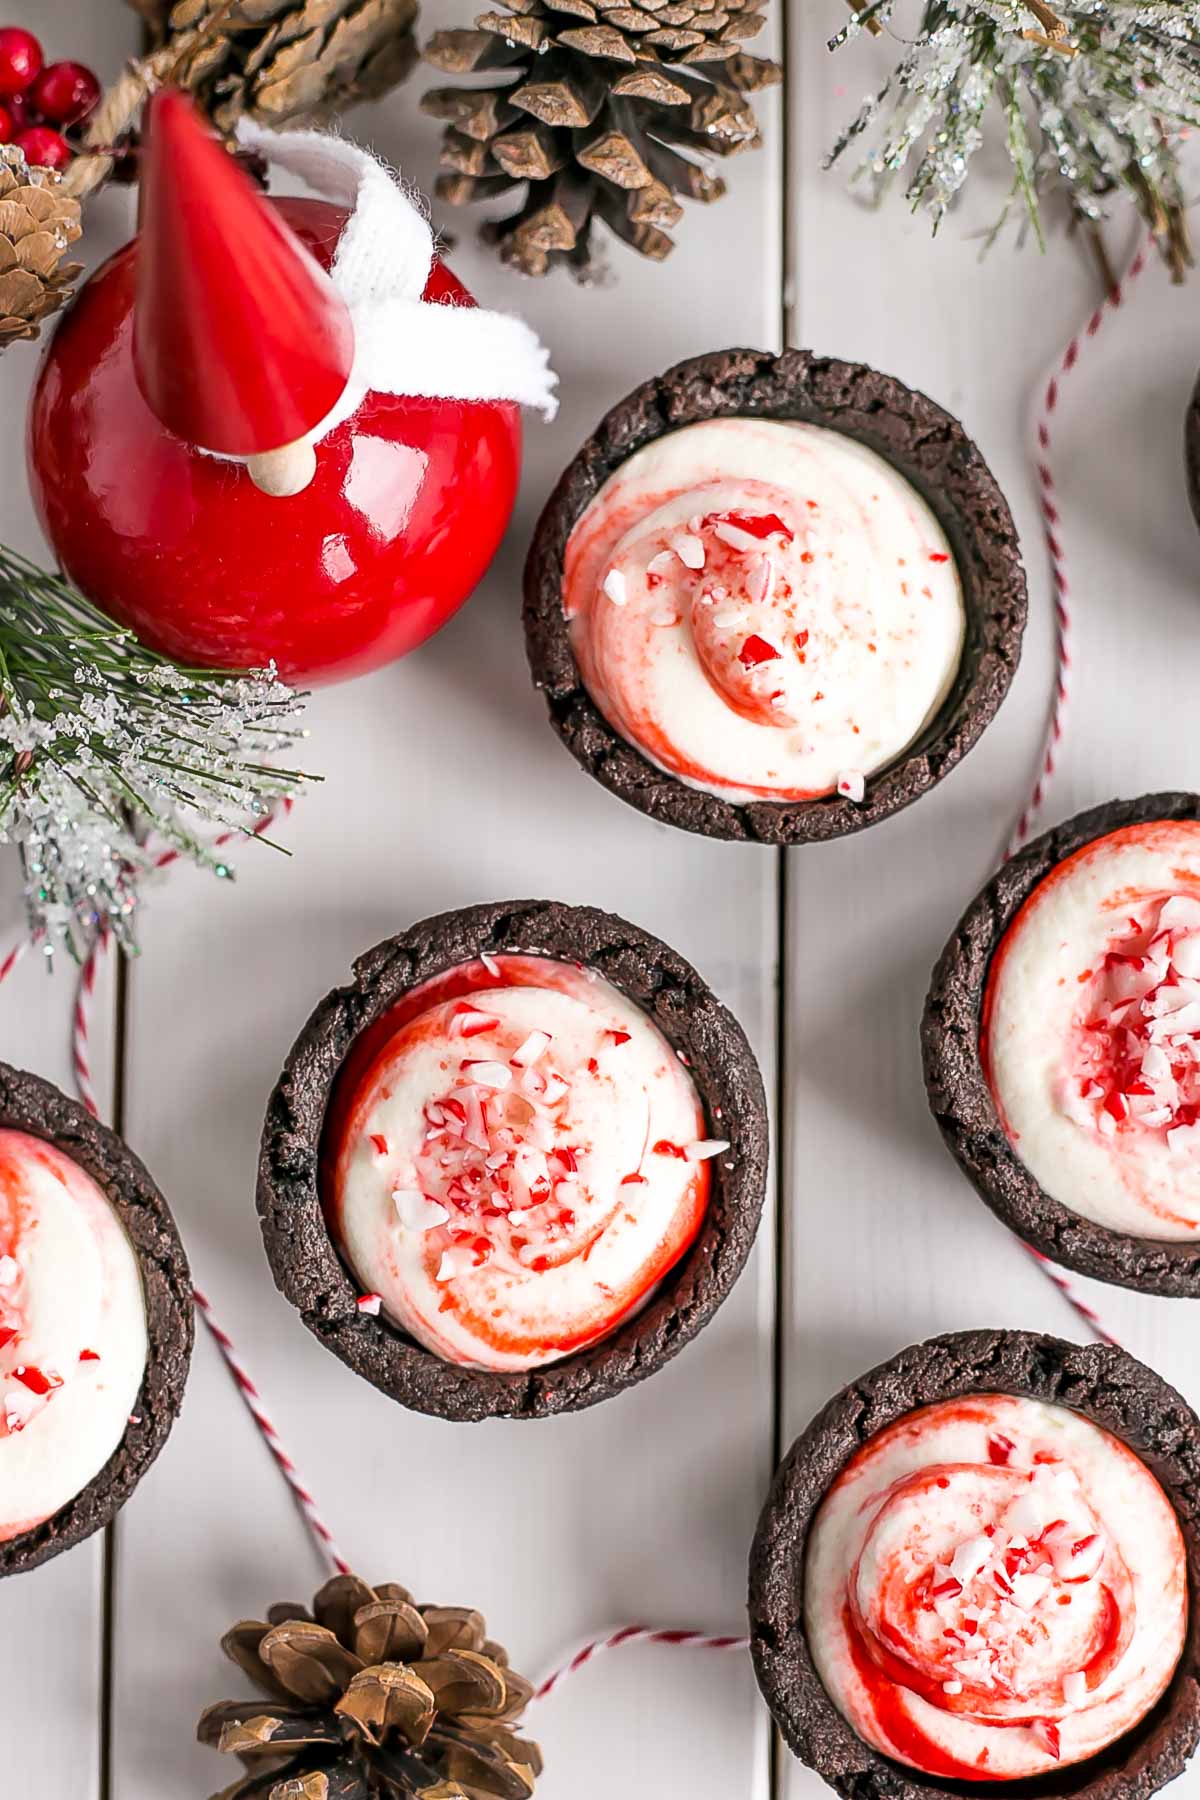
[781,26,1200,1800]
[4,3,1200,1798]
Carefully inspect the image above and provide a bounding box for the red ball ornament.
[0,27,41,98]
[27,96,522,686]
[15,125,70,169]
[0,103,12,144]
[30,59,99,128]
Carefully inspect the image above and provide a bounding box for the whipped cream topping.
[805,1394,1186,1781]
[563,418,965,803]
[985,820,1200,1239]
[328,954,719,1371]
[0,1129,148,1542]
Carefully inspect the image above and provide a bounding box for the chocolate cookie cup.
[524,347,1027,844]
[749,1328,1200,1800]
[0,1061,193,1579]
[258,899,768,1422]
[1186,375,1200,535]
[923,792,1200,1298]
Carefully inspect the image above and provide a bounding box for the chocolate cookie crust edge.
[0,1060,193,1579]
[748,1328,1200,1800]
[923,791,1200,1297]
[257,898,769,1422]
[523,346,1028,846]
[1185,374,1200,535]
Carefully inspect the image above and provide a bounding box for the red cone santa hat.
[133,89,354,463]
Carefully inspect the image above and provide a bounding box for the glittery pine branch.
[829,1,1200,277]
[0,545,312,959]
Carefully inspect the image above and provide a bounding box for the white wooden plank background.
[781,22,1200,1800]
[4,4,1200,1799]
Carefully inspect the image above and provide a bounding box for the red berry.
[5,90,36,131]
[15,126,71,171]
[0,27,42,98]
[0,103,11,144]
[31,60,100,129]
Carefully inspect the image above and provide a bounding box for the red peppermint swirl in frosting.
[804,1396,1187,1780]
[985,820,1200,1239]
[0,1129,148,1541]
[325,955,718,1371]
[564,418,964,803]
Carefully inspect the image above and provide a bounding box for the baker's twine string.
[530,1627,751,1703]
[1004,235,1151,860]
[0,259,1157,1691]
[1002,233,1152,1345]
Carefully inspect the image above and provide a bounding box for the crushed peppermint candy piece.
[602,568,628,606]
[436,1246,477,1283]
[467,1061,512,1090]
[647,549,678,578]
[511,1030,551,1067]
[711,519,762,554]
[950,1535,993,1586]
[738,633,781,669]
[1063,1671,1088,1707]
[393,1188,451,1232]
[746,554,775,607]
[356,1293,382,1315]
[4,1384,40,1433]
[451,1008,500,1039]
[670,531,705,570]
[480,951,501,977]
[685,1138,731,1162]
[837,771,866,803]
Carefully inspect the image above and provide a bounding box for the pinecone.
[422,0,778,276]
[131,0,421,133]
[198,1573,543,1800]
[0,147,84,350]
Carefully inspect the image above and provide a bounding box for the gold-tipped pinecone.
[422,0,779,277]
[0,147,84,350]
[198,1573,543,1800]
[131,0,421,133]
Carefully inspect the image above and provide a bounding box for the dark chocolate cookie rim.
[523,346,1028,847]
[922,792,1200,1297]
[0,1060,193,1579]
[749,1328,1200,1800]
[257,899,769,1422]
[1185,373,1200,535]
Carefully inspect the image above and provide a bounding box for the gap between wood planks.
[99,949,130,1800]
[770,0,796,1792]
[91,23,799,1797]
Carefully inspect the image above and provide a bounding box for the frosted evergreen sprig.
[0,544,313,960]
[829,1,1200,276]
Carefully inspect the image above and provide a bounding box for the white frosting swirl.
[564,418,965,802]
[330,955,718,1371]
[985,820,1200,1239]
[0,1129,149,1541]
[805,1394,1187,1780]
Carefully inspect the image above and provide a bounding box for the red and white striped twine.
[191,1284,352,1576]
[531,1627,751,1703]
[1001,235,1151,1347]
[1004,238,1150,860]
[1,252,1157,1693]
[55,805,350,1577]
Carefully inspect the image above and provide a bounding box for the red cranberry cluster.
[0,26,100,172]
